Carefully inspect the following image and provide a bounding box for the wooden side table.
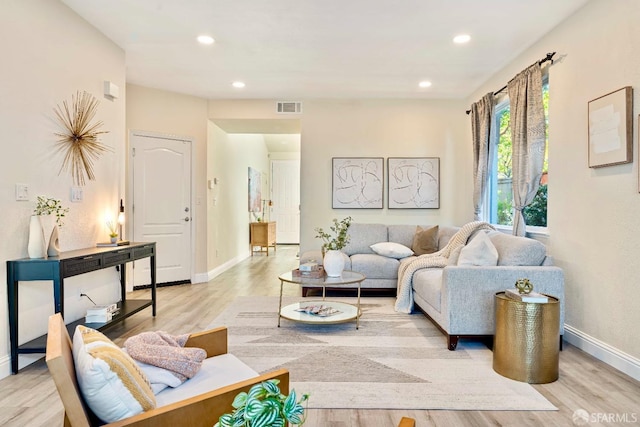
[493,292,560,383]
[250,221,276,256]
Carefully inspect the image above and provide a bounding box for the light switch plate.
[70,186,83,202]
[15,183,29,201]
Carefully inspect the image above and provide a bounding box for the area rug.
[208,296,557,411]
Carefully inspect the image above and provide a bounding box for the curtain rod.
[465,52,556,115]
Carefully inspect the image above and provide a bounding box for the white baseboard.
[0,353,45,380]
[205,252,251,282]
[564,324,640,381]
[0,355,10,380]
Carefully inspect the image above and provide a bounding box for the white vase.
[323,250,345,277]
[48,222,61,257]
[27,215,46,258]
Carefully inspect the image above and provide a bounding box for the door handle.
[184,217,190,222]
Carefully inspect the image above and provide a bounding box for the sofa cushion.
[387,224,430,248]
[73,325,156,423]
[343,223,388,256]
[438,226,460,250]
[488,231,547,266]
[457,231,498,266]
[155,354,258,407]
[370,242,413,259]
[412,269,443,311]
[411,225,439,255]
[351,253,399,279]
[447,245,463,265]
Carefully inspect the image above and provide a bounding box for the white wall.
[0,0,125,377]
[206,125,270,270]
[299,99,470,253]
[208,99,470,253]
[467,0,640,372]
[126,84,209,280]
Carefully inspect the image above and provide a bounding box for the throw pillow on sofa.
[73,325,156,423]
[370,242,414,259]
[457,231,498,266]
[411,225,439,256]
[487,231,547,266]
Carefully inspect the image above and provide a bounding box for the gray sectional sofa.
[300,222,564,350]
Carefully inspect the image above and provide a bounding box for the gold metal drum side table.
[493,292,560,384]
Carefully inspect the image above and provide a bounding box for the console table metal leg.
[356,282,361,330]
[7,263,18,374]
[150,254,157,316]
[277,280,284,327]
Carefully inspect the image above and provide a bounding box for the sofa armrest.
[185,327,228,358]
[441,266,564,335]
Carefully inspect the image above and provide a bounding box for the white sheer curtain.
[470,93,494,220]
[507,63,546,236]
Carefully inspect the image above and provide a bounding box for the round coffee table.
[277,270,366,329]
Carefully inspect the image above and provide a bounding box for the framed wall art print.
[332,157,384,209]
[387,157,440,209]
[588,86,633,168]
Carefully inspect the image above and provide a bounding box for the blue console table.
[6,241,156,374]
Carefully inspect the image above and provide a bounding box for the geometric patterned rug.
[208,296,557,411]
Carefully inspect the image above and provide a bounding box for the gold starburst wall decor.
[53,91,112,185]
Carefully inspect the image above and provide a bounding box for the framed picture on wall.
[332,157,383,209]
[248,166,261,212]
[387,157,440,209]
[588,86,633,168]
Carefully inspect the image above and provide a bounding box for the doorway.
[130,131,193,286]
[271,159,300,243]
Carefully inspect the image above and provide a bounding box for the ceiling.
[62,0,589,101]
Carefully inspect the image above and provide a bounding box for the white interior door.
[271,159,300,244]
[131,132,192,285]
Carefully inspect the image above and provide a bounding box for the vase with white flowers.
[28,196,69,258]
[314,216,352,277]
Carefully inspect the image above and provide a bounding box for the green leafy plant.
[523,184,547,227]
[214,379,308,427]
[34,195,69,226]
[106,220,119,238]
[314,216,353,251]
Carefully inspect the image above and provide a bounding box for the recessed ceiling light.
[453,34,471,44]
[197,35,214,45]
[419,81,432,88]
[232,81,245,88]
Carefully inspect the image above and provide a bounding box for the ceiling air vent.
[276,101,302,114]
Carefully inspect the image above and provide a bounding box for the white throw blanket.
[394,221,495,313]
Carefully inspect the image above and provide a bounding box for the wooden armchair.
[45,313,289,427]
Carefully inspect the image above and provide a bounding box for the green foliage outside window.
[523,184,547,227]
[495,85,549,227]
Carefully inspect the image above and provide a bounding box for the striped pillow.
[72,325,156,422]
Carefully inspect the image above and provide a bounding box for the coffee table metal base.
[279,301,360,325]
[277,270,365,329]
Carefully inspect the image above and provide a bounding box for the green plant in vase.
[34,195,69,226]
[314,216,353,253]
[106,220,119,242]
[215,379,308,427]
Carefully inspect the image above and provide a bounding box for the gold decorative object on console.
[515,278,534,294]
[53,91,112,185]
[493,292,560,383]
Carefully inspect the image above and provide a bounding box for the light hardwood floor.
[1,245,639,427]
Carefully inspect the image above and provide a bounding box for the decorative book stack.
[292,262,325,278]
[505,288,549,303]
[85,303,119,323]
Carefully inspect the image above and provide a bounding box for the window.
[487,83,549,228]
